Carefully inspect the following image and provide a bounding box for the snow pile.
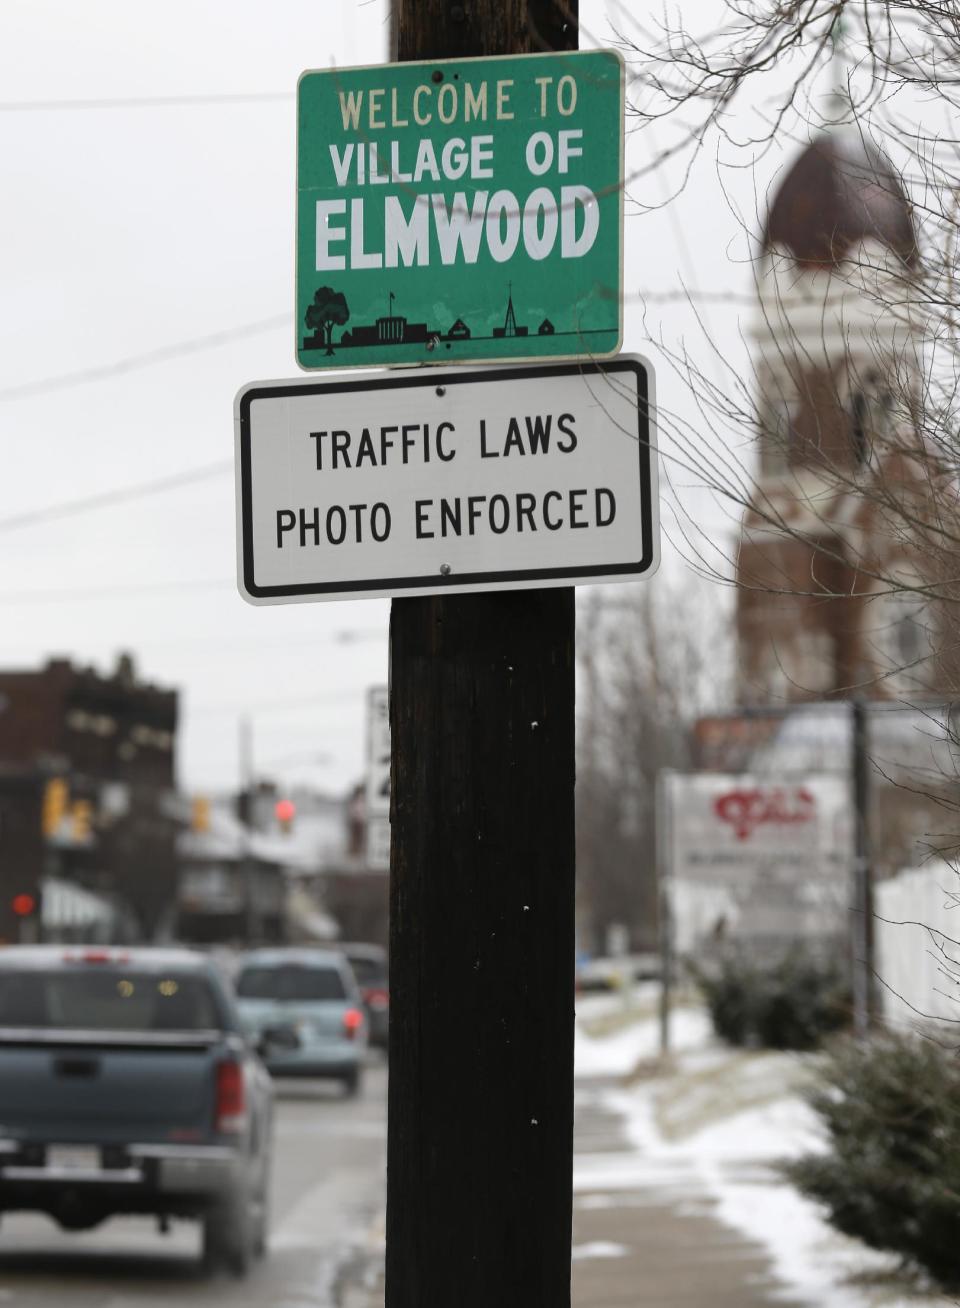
[619,1092,888,1308]
[574,1000,711,1077]
[575,1001,953,1307]
[571,1241,628,1261]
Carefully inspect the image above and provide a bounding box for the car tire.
[203,1196,252,1278]
[341,1066,362,1099]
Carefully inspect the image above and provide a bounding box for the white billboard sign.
[661,772,853,956]
[234,358,657,604]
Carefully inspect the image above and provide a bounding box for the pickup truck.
[0,945,273,1276]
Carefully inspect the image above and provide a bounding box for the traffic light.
[275,798,296,834]
[191,795,211,834]
[71,799,94,842]
[41,778,69,838]
[234,788,251,825]
[11,892,37,918]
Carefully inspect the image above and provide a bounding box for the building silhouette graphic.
[339,314,432,347]
[492,285,529,338]
[302,284,606,353]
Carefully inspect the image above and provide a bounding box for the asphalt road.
[0,1058,388,1308]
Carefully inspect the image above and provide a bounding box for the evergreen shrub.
[696,949,849,1050]
[784,1034,960,1290]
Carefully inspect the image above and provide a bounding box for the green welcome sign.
[296,50,623,371]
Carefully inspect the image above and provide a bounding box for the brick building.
[733,125,958,879]
[737,126,951,704]
[0,654,178,942]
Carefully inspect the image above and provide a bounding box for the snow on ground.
[574,996,711,1077]
[616,1089,892,1308]
[575,996,953,1308]
[571,1241,629,1261]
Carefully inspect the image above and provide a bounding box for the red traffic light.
[11,893,37,918]
[275,798,296,825]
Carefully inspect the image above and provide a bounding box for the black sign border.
[238,358,655,600]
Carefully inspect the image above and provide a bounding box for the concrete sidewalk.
[339,1075,808,1307]
[571,1078,807,1307]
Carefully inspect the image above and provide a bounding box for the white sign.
[365,686,390,818]
[364,687,390,872]
[234,358,657,603]
[366,815,391,873]
[661,772,852,956]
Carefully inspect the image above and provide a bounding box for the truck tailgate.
[0,1034,221,1145]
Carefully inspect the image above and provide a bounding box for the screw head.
[440,563,452,576]
[436,386,446,396]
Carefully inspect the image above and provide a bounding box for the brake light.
[215,1059,247,1134]
[343,1008,364,1040]
[68,950,130,965]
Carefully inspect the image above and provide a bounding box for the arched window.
[850,391,869,466]
[867,589,935,694]
[848,386,893,468]
[759,394,793,474]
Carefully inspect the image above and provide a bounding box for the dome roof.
[763,131,916,267]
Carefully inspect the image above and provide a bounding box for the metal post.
[851,696,873,1039]
[656,770,673,1056]
[239,715,258,945]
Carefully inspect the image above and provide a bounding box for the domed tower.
[735,127,942,703]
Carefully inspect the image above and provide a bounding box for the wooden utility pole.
[387,7,579,1304]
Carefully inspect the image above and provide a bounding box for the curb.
[336,1210,385,1307]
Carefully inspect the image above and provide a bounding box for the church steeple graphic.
[503,283,518,336]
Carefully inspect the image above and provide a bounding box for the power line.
[0,288,748,408]
[627,288,757,305]
[0,315,289,402]
[0,460,231,532]
[0,631,385,667]
[140,625,386,655]
[0,577,234,604]
[190,688,368,717]
[0,92,294,113]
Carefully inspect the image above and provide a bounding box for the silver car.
[234,949,368,1096]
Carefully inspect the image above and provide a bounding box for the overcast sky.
[0,1,763,797]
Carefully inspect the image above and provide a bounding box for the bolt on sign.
[234,358,658,604]
[296,50,624,370]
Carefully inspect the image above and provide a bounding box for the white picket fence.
[875,863,960,1029]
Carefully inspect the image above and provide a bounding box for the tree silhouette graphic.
[305,287,350,355]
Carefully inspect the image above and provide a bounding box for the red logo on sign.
[713,787,816,841]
